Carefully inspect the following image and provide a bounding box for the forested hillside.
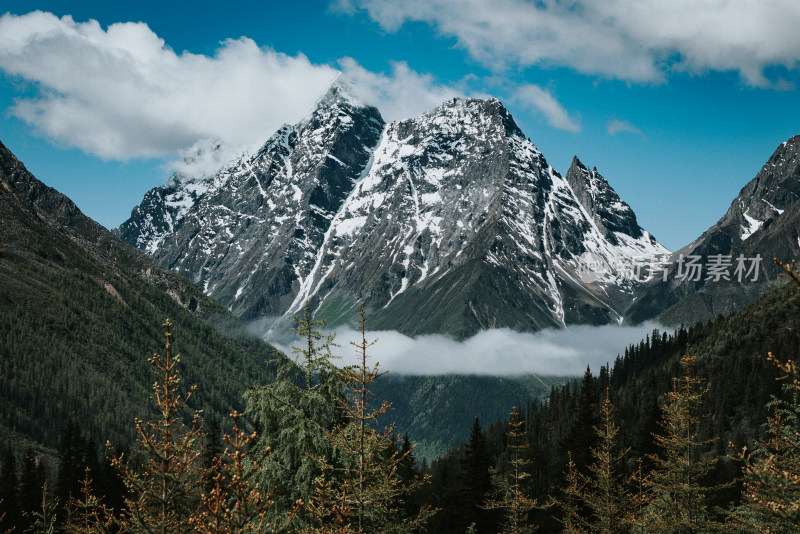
[0,140,280,457]
[422,265,800,532]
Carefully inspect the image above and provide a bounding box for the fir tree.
[303,309,434,534]
[24,481,58,534]
[485,407,541,534]
[190,411,275,533]
[458,417,493,533]
[583,389,630,534]
[245,302,345,527]
[63,468,115,534]
[557,453,587,534]
[110,318,203,534]
[645,350,723,533]
[729,384,800,531]
[565,367,601,476]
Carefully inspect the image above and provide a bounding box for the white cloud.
[0,11,339,161]
[0,11,463,169]
[339,57,464,122]
[271,322,666,376]
[512,84,580,132]
[607,118,645,139]
[0,11,469,169]
[344,0,800,87]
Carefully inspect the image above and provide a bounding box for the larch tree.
[582,389,630,534]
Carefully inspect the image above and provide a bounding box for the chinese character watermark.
[575,253,762,283]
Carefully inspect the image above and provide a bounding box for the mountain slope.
[120,88,667,338]
[0,140,280,454]
[626,135,800,325]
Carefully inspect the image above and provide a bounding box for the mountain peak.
[315,76,365,110]
[565,156,643,241]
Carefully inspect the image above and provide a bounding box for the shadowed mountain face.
[626,136,800,325]
[119,85,667,338]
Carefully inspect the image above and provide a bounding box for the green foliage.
[111,319,204,533]
[485,407,541,534]
[643,351,724,533]
[0,166,280,457]
[245,302,345,527]
[303,310,434,534]
[729,385,800,532]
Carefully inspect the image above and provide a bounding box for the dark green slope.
[372,373,568,461]
[0,140,280,455]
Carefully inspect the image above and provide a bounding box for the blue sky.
[2,1,800,251]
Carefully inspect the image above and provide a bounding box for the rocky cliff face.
[625,135,800,325]
[119,85,668,337]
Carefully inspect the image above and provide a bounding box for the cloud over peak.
[0,11,466,166]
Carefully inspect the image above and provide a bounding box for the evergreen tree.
[303,309,434,534]
[202,415,224,492]
[565,367,600,476]
[645,350,723,533]
[458,417,493,533]
[19,448,47,533]
[0,446,17,532]
[558,453,587,534]
[245,302,345,527]
[729,383,800,531]
[63,468,115,534]
[190,411,274,533]
[110,318,203,533]
[583,389,630,534]
[57,420,98,523]
[24,481,58,534]
[485,407,540,533]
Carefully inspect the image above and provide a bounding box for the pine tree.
[485,407,540,534]
[645,349,723,533]
[729,384,800,532]
[190,411,275,533]
[0,446,17,532]
[110,318,203,533]
[458,417,493,533]
[303,309,434,534]
[245,302,345,527]
[582,389,630,534]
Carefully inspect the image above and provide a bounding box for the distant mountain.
[626,135,800,325]
[119,83,667,338]
[0,140,279,454]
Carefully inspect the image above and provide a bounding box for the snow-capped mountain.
[118,83,667,337]
[626,135,800,325]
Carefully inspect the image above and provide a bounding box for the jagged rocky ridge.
[626,135,800,325]
[118,85,668,338]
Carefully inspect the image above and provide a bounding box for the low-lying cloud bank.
[268,321,667,377]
